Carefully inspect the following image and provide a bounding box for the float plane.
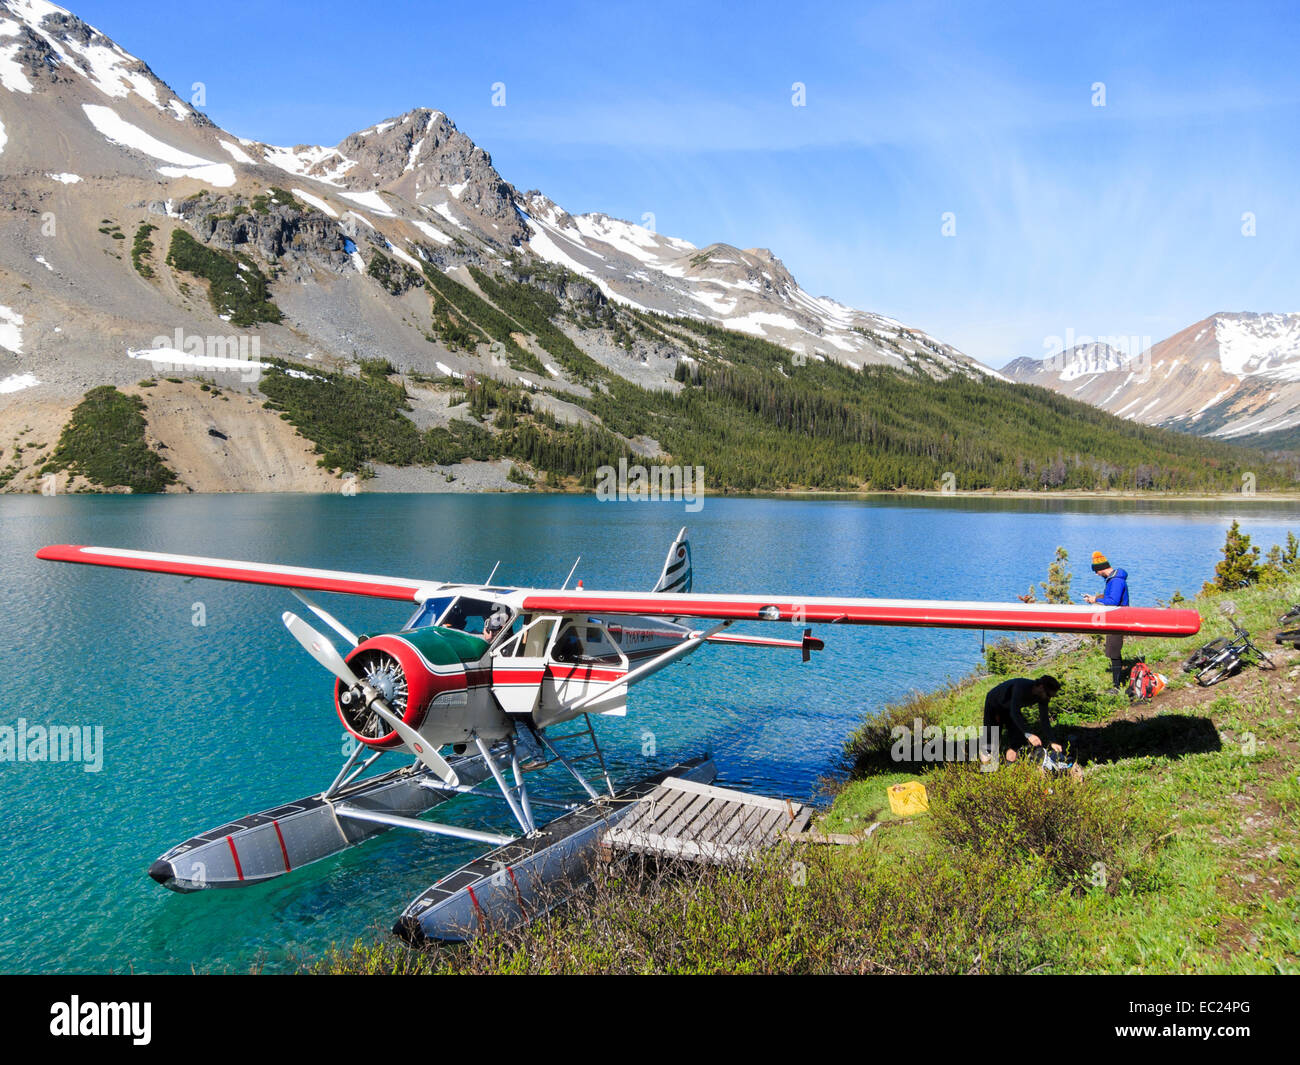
[36,531,1199,940]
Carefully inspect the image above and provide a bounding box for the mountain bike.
[1192,621,1275,686]
[1275,604,1300,648]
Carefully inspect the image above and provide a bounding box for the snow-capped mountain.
[1004,342,1130,384]
[1004,313,1300,441]
[0,0,993,409]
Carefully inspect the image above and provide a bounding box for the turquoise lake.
[3,492,1300,973]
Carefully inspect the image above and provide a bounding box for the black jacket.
[984,678,1052,741]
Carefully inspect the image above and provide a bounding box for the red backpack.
[1127,660,1166,701]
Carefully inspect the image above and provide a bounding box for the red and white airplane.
[37,529,1200,941]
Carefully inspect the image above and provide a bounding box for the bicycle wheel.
[1184,637,1229,672]
[1197,652,1241,687]
[1274,627,1300,647]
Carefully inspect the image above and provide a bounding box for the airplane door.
[540,620,630,727]
[490,617,558,717]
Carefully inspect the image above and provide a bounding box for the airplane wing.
[522,590,1200,636]
[36,545,436,602]
[37,544,1201,636]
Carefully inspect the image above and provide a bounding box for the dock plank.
[602,776,812,864]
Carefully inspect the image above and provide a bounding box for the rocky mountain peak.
[336,108,525,244]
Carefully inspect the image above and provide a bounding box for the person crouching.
[982,675,1062,763]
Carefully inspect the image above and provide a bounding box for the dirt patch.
[136,381,342,493]
[0,396,99,492]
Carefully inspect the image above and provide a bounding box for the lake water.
[3,492,1299,973]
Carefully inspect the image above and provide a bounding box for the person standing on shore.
[1083,551,1130,693]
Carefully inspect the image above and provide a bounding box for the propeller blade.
[365,700,460,788]
[281,611,459,787]
[283,611,359,686]
[291,590,358,647]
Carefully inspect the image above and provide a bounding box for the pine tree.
[1261,543,1286,584]
[1039,546,1073,603]
[1213,520,1261,590]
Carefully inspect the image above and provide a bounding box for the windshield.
[404,596,454,630]
[439,597,505,636]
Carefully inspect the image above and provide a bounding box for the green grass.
[828,576,1300,973]
[258,359,630,482]
[249,187,303,214]
[42,385,176,493]
[306,574,1300,974]
[468,266,606,382]
[258,364,425,473]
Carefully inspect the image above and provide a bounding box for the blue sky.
[76,0,1300,366]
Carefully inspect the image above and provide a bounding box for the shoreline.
[5,486,1300,502]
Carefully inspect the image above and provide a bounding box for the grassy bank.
[308,576,1298,975]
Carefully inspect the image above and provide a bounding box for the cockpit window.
[440,597,505,636]
[552,622,585,663]
[405,596,454,631]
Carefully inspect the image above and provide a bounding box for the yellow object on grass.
[888,781,929,817]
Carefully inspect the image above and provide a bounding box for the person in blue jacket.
[1083,551,1129,692]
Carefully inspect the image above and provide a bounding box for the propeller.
[291,589,358,647]
[282,611,460,787]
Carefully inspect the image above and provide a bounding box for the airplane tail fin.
[652,527,692,594]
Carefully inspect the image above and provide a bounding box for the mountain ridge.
[1004,312,1300,442]
[0,0,1286,496]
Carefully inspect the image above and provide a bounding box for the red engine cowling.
[334,631,467,749]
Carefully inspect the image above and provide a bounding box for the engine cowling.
[335,626,489,748]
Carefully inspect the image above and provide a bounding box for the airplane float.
[37,530,1200,941]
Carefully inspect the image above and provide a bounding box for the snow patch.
[6,1,166,109]
[47,171,81,183]
[385,241,422,271]
[82,103,234,186]
[129,347,320,379]
[410,218,453,246]
[431,201,467,230]
[0,372,39,394]
[340,189,396,217]
[404,137,424,172]
[1214,313,1300,378]
[260,143,356,186]
[0,304,23,353]
[157,162,236,186]
[1,36,34,93]
[217,139,256,164]
[521,210,650,311]
[289,187,338,217]
[726,310,805,336]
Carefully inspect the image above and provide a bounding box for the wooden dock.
[600,775,817,863]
